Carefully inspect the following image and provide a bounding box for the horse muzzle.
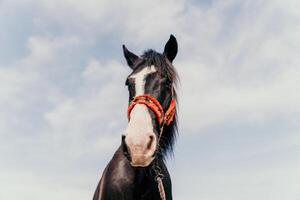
[122,133,157,167]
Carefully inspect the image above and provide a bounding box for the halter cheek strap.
[127,94,176,126]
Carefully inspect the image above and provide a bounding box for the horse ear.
[164,34,178,63]
[122,45,140,69]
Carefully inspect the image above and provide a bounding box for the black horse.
[93,35,179,200]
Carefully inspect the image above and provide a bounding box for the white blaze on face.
[124,65,157,166]
[126,65,156,134]
[131,65,157,95]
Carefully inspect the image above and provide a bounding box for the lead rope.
[153,160,166,200]
[157,176,166,200]
[155,90,175,200]
[154,120,166,200]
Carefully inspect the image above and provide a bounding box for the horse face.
[123,65,160,167]
[122,35,177,167]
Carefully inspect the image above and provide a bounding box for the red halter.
[127,94,176,126]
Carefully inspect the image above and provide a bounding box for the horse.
[93,35,179,200]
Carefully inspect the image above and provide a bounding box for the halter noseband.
[127,94,176,127]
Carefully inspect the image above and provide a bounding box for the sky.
[0,0,300,199]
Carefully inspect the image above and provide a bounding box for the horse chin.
[130,156,155,167]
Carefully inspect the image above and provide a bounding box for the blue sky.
[0,0,300,199]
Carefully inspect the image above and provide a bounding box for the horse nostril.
[147,135,154,150]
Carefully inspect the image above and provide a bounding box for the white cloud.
[172,162,300,200]
[174,0,300,132]
[0,0,299,199]
[0,169,92,200]
[0,33,127,199]
[178,61,300,131]
[44,58,129,157]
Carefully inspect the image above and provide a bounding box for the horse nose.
[123,133,157,167]
[125,133,156,152]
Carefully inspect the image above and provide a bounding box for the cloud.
[172,161,300,200]
[178,60,300,131]
[174,0,300,132]
[0,33,128,199]
[0,0,299,199]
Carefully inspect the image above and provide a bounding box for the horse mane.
[141,49,179,158]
